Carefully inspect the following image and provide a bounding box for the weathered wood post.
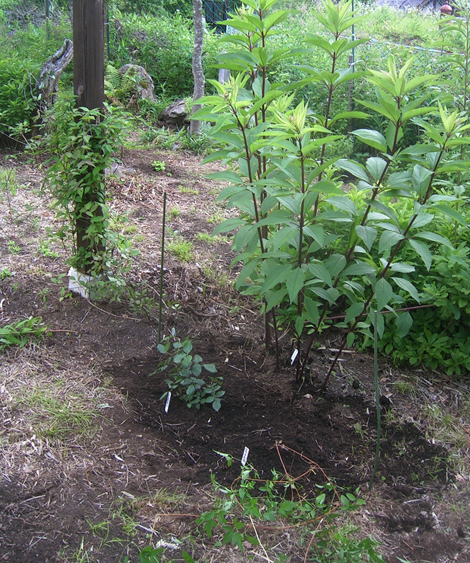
[72,0,105,277]
[73,0,104,111]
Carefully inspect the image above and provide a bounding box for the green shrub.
[112,0,193,18]
[0,59,39,143]
[0,12,72,143]
[109,10,220,98]
[377,243,470,376]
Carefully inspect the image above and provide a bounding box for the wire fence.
[0,0,239,32]
[0,0,67,27]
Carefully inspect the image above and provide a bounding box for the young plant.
[156,330,224,411]
[152,160,166,172]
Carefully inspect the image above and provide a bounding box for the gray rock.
[118,64,155,102]
[159,99,189,127]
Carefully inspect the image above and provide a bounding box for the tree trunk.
[190,0,205,137]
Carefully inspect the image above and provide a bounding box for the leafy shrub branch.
[195,0,470,383]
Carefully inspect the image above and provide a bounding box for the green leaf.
[263,264,293,292]
[341,262,376,277]
[173,353,186,364]
[308,263,333,286]
[396,311,413,338]
[327,196,357,216]
[287,267,306,303]
[366,157,387,182]
[408,238,432,270]
[295,315,305,337]
[352,129,387,152]
[399,144,440,156]
[379,230,404,253]
[204,364,217,373]
[307,179,344,196]
[207,170,243,183]
[410,213,434,229]
[347,332,355,348]
[389,262,415,273]
[336,159,369,182]
[414,231,453,248]
[270,226,298,250]
[304,297,319,325]
[310,286,339,305]
[266,287,288,312]
[213,218,245,235]
[391,277,420,303]
[329,110,370,125]
[355,225,377,251]
[375,278,393,311]
[325,254,347,277]
[345,302,364,323]
[432,204,466,224]
[235,260,258,289]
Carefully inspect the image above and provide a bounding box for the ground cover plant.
[1,0,470,562]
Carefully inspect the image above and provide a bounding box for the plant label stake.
[241,447,249,467]
[165,391,171,413]
[291,349,298,365]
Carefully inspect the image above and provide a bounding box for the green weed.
[152,160,166,172]
[0,317,48,350]
[7,240,20,254]
[195,232,226,245]
[0,267,12,279]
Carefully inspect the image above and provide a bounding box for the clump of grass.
[18,387,97,440]
[167,237,194,262]
[168,206,180,220]
[196,232,227,245]
[179,185,200,195]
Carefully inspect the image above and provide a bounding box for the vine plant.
[42,98,128,276]
[196,0,469,390]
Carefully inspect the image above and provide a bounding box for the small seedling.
[179,185,199,195]
[168,206,180,220]
[37,240,59,259]
[152,160,166,172]
[0,268,12,280]
[7,240,20,254]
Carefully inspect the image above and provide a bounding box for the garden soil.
[0,145,469,562]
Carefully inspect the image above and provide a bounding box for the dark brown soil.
[1,146,469,563]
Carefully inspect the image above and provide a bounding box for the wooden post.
[72,0,105,274]
[73,0,105,111]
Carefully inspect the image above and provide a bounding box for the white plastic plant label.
[165,392,171,413]
[291,349,299,365]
